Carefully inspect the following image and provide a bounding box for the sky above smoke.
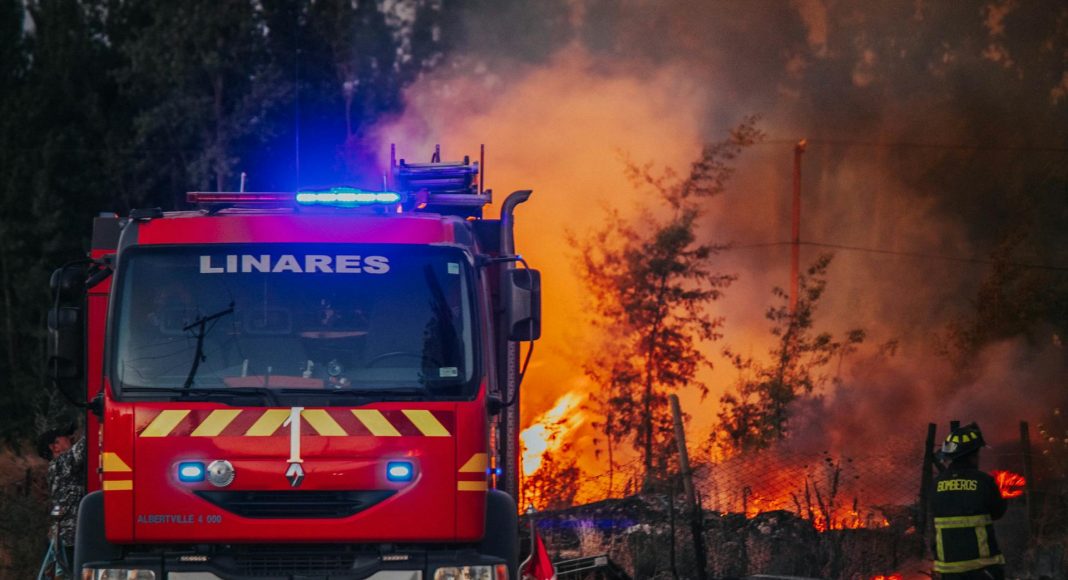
[371,0,1068,479]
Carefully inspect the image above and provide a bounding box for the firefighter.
[36,423,87,577]
[931,423,1007,579]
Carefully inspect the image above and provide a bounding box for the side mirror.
[47,306,83,382]
[504,268,541,341]
[50,265,86,301]
[48,265,86,401]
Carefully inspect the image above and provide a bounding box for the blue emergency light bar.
[186,188,404,208]
[296,187,402,206]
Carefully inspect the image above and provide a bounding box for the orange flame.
[711,456,896,533]
[992,469,1026,499]
[871,575,902,580]
[520,391,585,476]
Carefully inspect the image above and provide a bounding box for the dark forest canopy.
[0,0,578,445]
[0,0,523,444]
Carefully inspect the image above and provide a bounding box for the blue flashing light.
[177,462,206,483]
[296,187,402,206]
[386,461,414,482]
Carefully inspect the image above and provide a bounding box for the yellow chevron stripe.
[352,410,401,437]
[460,453,488,473]
[458,481,488,491]
[191,409,242,437]
[403,410,450,437]
[245,409,290,436]
[102,452,132,473]
[141,410,190,437]
[302,409,346,436]
[103,480,133,491]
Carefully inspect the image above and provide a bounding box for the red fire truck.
[47,150,541,579]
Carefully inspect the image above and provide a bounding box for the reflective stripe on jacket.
[931,465,1006,574]
[933,514,1005,573]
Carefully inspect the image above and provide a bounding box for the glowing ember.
[871,575,902,580]
[520,392,586,476]
[992,469,1026,499]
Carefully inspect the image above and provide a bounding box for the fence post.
[1020,421,1035,538]
[918,423,937,548]
[670,394,708,580]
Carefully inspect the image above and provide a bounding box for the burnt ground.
[525,494,1067,579]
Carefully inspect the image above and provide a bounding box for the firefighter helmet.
[938,423,986,461]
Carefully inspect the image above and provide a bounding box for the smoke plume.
[371,0,1068,482]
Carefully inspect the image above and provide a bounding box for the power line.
[758,138,1068,154]
[727,240,1068,273]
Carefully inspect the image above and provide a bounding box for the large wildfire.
[520,391,586,477]
[372,0,1068,532]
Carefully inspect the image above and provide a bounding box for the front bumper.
[82,548,507,580]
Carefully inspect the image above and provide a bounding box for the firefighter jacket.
[930,464,1007,574]
[47,436,86,545]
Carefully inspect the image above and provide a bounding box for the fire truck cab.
[47,151,541,580]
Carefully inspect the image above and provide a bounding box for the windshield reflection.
[112,245,476,398]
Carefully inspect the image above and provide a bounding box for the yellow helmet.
[938,423,986,461]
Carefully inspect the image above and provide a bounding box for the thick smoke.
[371,1,1068,479]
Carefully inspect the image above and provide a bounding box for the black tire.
[74,491,122,574]
[480,489,519,577]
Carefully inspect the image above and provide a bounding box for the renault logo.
[285,463,305,488]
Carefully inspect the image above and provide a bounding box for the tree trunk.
[0,246,16,375]
[213,73,225,192]
[642,273,670,489]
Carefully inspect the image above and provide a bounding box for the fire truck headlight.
[177,462,206,483]
[206,460,235,487]
[82,568,156,579]
[386,461,414,482]
[433,565,505,580]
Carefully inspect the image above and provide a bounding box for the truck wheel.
[480,490,519,577]
[74,491,122,574]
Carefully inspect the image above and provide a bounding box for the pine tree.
[575,118,762,487]
[714,255,865,455]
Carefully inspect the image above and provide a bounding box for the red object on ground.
[521,532,557,580]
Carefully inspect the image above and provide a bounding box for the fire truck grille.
[194,490,395,518]
[232,552,359,576]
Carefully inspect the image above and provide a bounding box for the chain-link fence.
[693,443,925,578]
[695,444,922,533]
[535,422,1068,579]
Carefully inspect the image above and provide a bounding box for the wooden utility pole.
[670,394,708,580]
[789,139,807,314]
[1020,421,1035,536]
[918,423,937,545]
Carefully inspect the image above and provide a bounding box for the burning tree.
[524,447,582,511]
[714,254,866,455]
[573,118,763,488]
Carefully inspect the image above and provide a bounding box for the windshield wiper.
[182,303,235,389]
[125,386,280,406]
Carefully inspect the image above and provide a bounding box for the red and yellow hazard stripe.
[102,452,133,491]
[457,452,488,492]
[138,408,454,438]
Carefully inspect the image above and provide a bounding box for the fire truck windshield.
[110,244,477,399]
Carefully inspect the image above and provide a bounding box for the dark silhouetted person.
[931,422,1006,579]
[37,424,86,577]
